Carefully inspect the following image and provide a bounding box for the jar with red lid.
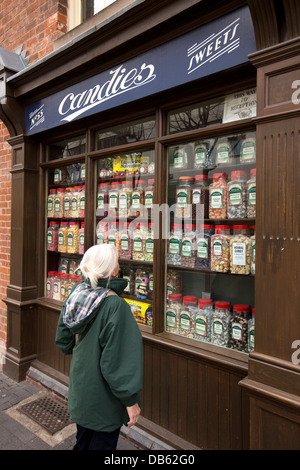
[96,221,108,245]
[192,174,209,219]
[54,188,65,218]
[195,224,214,270]
[46,271,56,298]
[211,225,231,272]
[175,176,194,219]
[209,173,228,219]
[211,300,231,347]
[166,293,182,334]
[229,304,249,351]
[79,222,85,255]
[247,168,256,218]
[193,298,213,342]
[179,295,197,337]
[227,170,247,219]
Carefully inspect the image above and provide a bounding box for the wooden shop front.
[1,0,300,450]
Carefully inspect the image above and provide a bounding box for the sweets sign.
[25,6,256,135]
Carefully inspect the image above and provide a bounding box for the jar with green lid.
[175,176,194,219]
[193,298,213,342]
[166,293,182,334]
[240,137,256,163]
[211,301,231,347]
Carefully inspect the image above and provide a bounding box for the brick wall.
[0,0,68,350]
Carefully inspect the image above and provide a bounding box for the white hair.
[78,244,118,288]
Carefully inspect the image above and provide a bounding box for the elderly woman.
[55,244,143,450]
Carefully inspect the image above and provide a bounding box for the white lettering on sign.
[58,63,156,122]
[187,17,240,74]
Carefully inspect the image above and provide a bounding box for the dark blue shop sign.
[25,6,256,135]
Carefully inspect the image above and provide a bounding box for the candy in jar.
[119,181,132,218]
[211,301,231,347]
[166,293,182,334]
[179,296,197,338]
[240,137,256,163]
[46,271,56,298]
[166,270,182,297]
[230,225,251,275]
[144,223,154,262]
[67,221,80,254]
[47,222,59,251]
[119,222,133,260]
[132,222,146,261]
[195,224,214,271]
[194,142,212,169]
[79,222,85,255]
[216,140,231,165]
[193,298,213,342]
[47,189,56,218]
[167,224,182,266]
[248,308,255,352]
[192,175,209,220]
[175,177,193,219]
[54,188,65,218]
[96,221,108,245]
[247,168,256,218]
[181,224,196,268]
[209,173,228,219]
[211,225,230,272]
[227,170,247,219]
[79,185,85,218]
[228,304,249,352]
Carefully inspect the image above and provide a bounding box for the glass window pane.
[47,136,86,161]
[95,117,155,150]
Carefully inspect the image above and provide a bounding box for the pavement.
[0,370,174,451]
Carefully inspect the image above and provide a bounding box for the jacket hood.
[63,277,128,334]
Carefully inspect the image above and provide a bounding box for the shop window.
[165,89,256,355]
[47,136,86,161]
[69,0,118,30]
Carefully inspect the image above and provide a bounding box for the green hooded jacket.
[55,278,143,432]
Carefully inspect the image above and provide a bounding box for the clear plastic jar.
[251,227,255,275]
[211,225,231,272]
[47,222,59,251]
[144,223,154,261]
[79,185,85,218]
[79,222,85,255]
[179,296,197,337]
[181,224,196,268]
[67,221,80,254]
[96,221,108,245]
[71,186,80,218]
[121,265,135,295]
[47,189,56,218]
[211,300,231,347]
[216,140,231,165]
[58,222,68,253]
[145,179,154,211]
[68,275,78,296]
[132,222,147,261]
[119,181,132,218]
[192,175,209,219]
[54,188,65,218]
[166,293,182,334]
[97,183,109,216]
[175,176,194,219]
[167,224,182,266]
[120,222,133,260]
[240,137,256,163]
[107,222,120,256]
[193,298,213,342]
[194,142,212,169]
[248,308,255,353]
[247,168,256,218]
[131,180,146,217]
[227,170,247,219]
[209,173,228,219]
[166,270,182,297]
[173,146,187,170]
[46,271,56,298]
[108,181,121,217]
[60,274,70,302]
[195,224,214,270]
[53,273,62,300]
[63,187,72,218]
[229,304,249,352]
[230,225,251,274]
